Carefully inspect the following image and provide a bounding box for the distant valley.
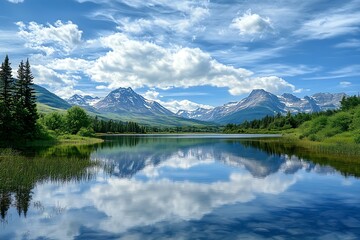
[34,85,345,126]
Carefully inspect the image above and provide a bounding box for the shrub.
[305,116,328,136]
[77,127,95,137]
[331,112,352,131]
[66,106,91,134]
[355,135,360,144]
[43,112,66,132]
[350,108,360,131]
[309,134,318,141]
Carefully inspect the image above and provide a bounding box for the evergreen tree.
[0,55,13,107]
[15,61,25,104]
[0,55,14,141]
[14,61,26,136]
[23,59,38,138]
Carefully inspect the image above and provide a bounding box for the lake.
[1,134,360,239]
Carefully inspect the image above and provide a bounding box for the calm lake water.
[1,134,360,239]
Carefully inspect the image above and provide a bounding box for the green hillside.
[296,105,360,144]
[34,84,71,110]
[34,85,214,127]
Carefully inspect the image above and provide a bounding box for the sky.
[0,0,359,112]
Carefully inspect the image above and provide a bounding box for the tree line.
[0,55,38,143]
[41,108,146,136]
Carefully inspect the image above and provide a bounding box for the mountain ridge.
[34,84,346,126]
[176,89,346,124]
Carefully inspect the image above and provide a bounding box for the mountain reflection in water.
[1,135,359,239]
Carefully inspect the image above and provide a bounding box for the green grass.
[23,134,103,147]
[36,103,67,114]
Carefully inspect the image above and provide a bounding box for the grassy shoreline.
[0,135,104,150]
[25,135,104,147]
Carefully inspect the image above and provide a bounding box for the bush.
[77,127,95,137]
[331,112,352,131]
[309,134,318,141]
[33,122,54,140]
[303,116,328,137]
[350,108,360,131]
[355,135,360,144]
[66,106,91,134]
[43,112,66,132]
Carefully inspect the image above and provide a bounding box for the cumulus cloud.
[230,10,273,36]
[159,99,213,113]
[16,20,83,55]
[143,90,213,113]
[32,65,84,98]
[86,33,295,95]
[49,58,94,72]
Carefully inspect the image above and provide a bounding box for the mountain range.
[33,85,345,126]
[176,89,345,124]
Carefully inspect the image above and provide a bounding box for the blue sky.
[0,0,360,112]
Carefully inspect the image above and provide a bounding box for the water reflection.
[94,136,337,179]
[0,145,98,223]
[1,135,360,239]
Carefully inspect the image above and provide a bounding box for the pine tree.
[0,55,14,141]
[23,59,38,138]
[15,61,25,103]
[13,61,27,136]
[0,55,13,107]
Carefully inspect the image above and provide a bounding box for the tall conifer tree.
[0,55,14,141]
[22,59,38,138]
[14,60,27,136]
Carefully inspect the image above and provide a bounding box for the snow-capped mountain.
[311,93,345,110]
[177,89,346,124]
[94,87,174,116]
[279,93,320,113]
[67,94,101,107]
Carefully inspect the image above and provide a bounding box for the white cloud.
[83,0,209,40]
[160,99,213,113]
[293,88,310,94]
[16,20,83,55]
[295,12,360,40]
[7,0,24,3]
[340,81,352,88]
[305,65,360,80]
[86,33,295,95]
[49,58,94,72]
[143,90,213,113]
[254,64,321,77]
[335,39,360,48]
[143,90,160,101]
[32,65,84,98]
[230,10,273,36]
